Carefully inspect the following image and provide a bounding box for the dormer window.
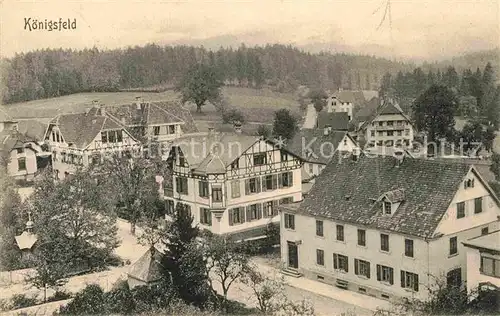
[464,179,475,189]
[383,201,392,215]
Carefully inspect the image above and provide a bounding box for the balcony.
[211,200,225,210]
[373,125,406,131]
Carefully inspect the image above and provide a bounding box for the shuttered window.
[376,265,394,284]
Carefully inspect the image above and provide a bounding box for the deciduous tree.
[272,109,298,141]
[177,64,223,113]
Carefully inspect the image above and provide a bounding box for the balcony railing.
[373,125,406,131]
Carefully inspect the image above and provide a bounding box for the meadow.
[2,87,301,125]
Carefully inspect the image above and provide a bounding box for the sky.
[0,0,498,60]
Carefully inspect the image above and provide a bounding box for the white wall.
[465,247,500,294]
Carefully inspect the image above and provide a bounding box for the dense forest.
[1,44,498,105]
[0,44,414,104]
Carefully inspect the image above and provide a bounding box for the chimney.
[234,120,242,134]
[92,100,100,108]
[352,147,360,162]
[135,96,143,110]
[393,150,405,167]
[99,104,106,116]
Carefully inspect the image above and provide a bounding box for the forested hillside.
[1,44,413,104]
[1,44,498,105]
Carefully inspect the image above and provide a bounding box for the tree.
[460,121,484,153]
[272,109,298,140]
[161,203,210,306]
[96,152,165,234]
[491,152,500,181]
[457,95,478,117]
[241,267,285,314]
[202,233,250,312]
[257,125,272,139]
[379,73,392,99]
[412,85,458,142]
[307,89,327,113]
[177,64,223,112]
[221,108,245,124]
[26,238,69,302]
[29,168,120,271]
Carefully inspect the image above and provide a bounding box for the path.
[302,104,317,129]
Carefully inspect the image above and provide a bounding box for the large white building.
[280,151,500,301]
[163,132,303,240]
[326,90,366,121]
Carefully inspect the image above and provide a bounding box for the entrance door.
[287,241,298,269]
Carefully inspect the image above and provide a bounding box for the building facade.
[326,90,366,121]
[358,101,415,148]
[463,230,500,296]
[163,133,303,239]
[280,152,500,302]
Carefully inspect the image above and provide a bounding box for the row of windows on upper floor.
[313,250,420,292]
[176,150,291,169]
[370,130,411,137]
[283,214,491,258]
[456,197,484,219]
[174,172,294,197]
[371,120,409,127]
[164,196,293,226]
[153,125,176,136]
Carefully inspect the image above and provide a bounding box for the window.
[387,121,394,126]
[480,255,500,277]
[175,177,188,195]
[246,177,261,194]
[231,159,239,170]
[378,131,384,136]
[336,225,344,241]
[371,131,375,137]
[178,155,186,167]
[168,125,175,134]
[316,249,325,266]
[383,201,392,215]
[56,133,60,142]
[481,227,489,235]
[381,234,390,252]
[16,147,24,154]
[177,203,192,217]
[449,236,458,255]
[333,253,348,272]
[308,163,314,174]
[17,158,26,171]
[212,187,223,202]
[231,180,240,198]
[101,131,108,143]
[316,220,324,237]
[405,129,410,136]
[281,172,293,188]
[165,200,175,215]
[199,181,209,198]
[253,153,267,166]
[397,121,403,126]
[401,271,419,291]
[116,130,123,142]
[246,204,262,221]
[378,122,384,127]
[397,131,402,136]
[457,202,465,219]
[153,126,160,136]
[405,239,414,258]
[474,197,483,214]
[280,150,288,162]
[109,130,116,143]
[263,174,278,191]
[377,265,394,284]
[357,229,366,246]
[264,200,278,217]
[199,208,212,226]
[355,259,370,278]
[464,179,475,189]
[284,213,295,229]
[229,207,245,225]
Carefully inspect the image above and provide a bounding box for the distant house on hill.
[326,90,366,121]
[0,110,50,181]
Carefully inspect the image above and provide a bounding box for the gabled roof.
[0,131,39,153]
[333,90,365,105]
[15,231,38,250]
[317,112,349,131]
[285,129,352,164]
[287,152,477,238]
[352,97,381,127]
[463,230,500,252]
[358,100,411,131]
[128,248,164,283]
[48,107,133,149]
[381,189,406,203]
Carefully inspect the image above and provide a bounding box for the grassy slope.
[2,87,300,124]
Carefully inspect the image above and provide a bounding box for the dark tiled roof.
[293,153,473,238]
[0,132,38,153]
[352,97,381,127]
[358,100,409,131]
[285,129,349,164]
[333,90,365,105]
[317,112,349,131]
[17,120,48,141]
[152,101,198,133]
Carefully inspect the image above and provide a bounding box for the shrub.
[106,281,135,314]
[59,284,106,315]
[46,290,72,302]
[221,108,245,124]
[10,294,38,310]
